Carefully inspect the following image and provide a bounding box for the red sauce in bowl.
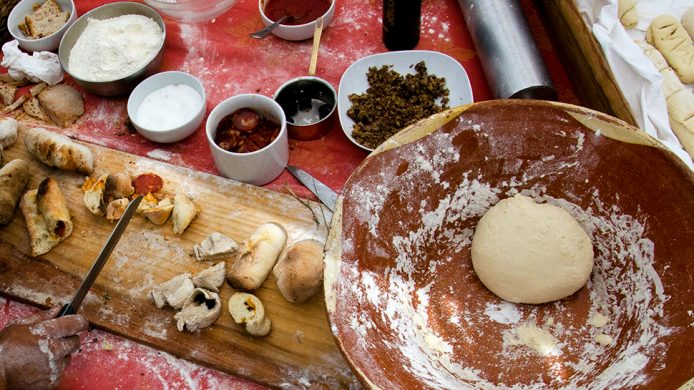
[264,0,331,25]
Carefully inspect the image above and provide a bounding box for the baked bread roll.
[24,127,93,174]
[227,222,287,291]
[171,193,199,234]
[0,159,30,224]
[36,177,72,239]
[683,8,694,40]
[143,197,173,225]
[273,239,325,303]
[105,172,134,200]
[83,174,107,215]
[20,190,61,256]
[646,15,694,83]
[0,117,18,149]
[105,198,129,221]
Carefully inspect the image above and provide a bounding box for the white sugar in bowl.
[127,71,207,143]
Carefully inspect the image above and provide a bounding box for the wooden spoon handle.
[308,17,324,76]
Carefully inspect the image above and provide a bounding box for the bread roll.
[273,239,325,303]
[0,117,18,149]
[37,84,84,127]
[228,292,271,336]
[171,193,199,234]
[20,190,61,256]
[0,159,30,224]
[24,127,93,174]
[682,7,694,39]
[646,15,694,83]
[36,177,72,239]
[227,222,287,291]
[618,0,638,28]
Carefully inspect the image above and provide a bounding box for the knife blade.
[58,195,144,317]
[287,165,337,212]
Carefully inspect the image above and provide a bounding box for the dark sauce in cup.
[264,0,331,25]
[214,108,280,153]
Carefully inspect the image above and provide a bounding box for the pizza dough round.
[471,194,594,304]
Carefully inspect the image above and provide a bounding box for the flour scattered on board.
[337,124,674,388]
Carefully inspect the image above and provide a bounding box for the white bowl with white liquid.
[127,71,207,143]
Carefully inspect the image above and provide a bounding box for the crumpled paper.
[1,40,64,86]
[575,0,694,169]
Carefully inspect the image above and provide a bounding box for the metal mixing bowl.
[58,2,166,97]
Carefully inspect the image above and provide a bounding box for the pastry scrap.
[171,193,199,235]
[143,197,173,225]
[618,0,638,28]
[646,15,694,83]
[273,239,325,303]
[22,96,50,122]
[105,172,134,200]
[83,174,107,215]
[20,177,71,256]
[136,192,159,214]
[0,159,30,225]
[192,262,226,293]
[174,288,222,332]
[228,292,271,337]
[24,127,93,174]
[227,222,287,291]
[105,198,129,221]
[193,232,240,261]
[150,273,195,310]
[0,83,17,106]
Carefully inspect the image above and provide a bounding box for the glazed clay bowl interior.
[324,100,694,389]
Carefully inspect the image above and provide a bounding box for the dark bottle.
[382,0,422,51]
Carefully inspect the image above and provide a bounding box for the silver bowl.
[58,2,166,97]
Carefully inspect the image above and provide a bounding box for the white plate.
[337,50,474,152]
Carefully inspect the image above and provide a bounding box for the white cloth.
[575,0,694,170]
[1,40,64,86]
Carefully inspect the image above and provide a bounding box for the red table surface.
[0,0,580,388]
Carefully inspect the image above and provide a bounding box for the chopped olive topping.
[347,61,449,149]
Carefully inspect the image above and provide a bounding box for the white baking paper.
[575,0,694,170]
[0,40,64,86]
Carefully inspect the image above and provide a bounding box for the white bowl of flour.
[58,2,166,96]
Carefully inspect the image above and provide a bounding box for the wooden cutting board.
[0,126,359,388]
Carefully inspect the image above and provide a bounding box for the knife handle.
[57,303,75,317]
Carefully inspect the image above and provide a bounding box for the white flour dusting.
[38,339,60,385]
[338,123,675,388]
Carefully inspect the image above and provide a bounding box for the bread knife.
[58,195,144,317]
[286,165,337,212]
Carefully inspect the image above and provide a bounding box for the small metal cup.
[273,76,336,141]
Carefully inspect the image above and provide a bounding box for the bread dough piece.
[83,174,107,215]
[682,8,694,40]
[227,222,287,291]
[471,194,594,304]
[20,190,61,256]
[24,127,93,174]
[36,177,72,239]
[0,118,18,149]
[646,15,694,83]
[618,0,638,28]
[193,232,239,261]
[143,197,173,225]
[0,159,30,224]
[37,84,84,127]
[273,239,325,303]
[667,88,694,159]
[192,262,226,293]
[150,273,195,309]
[228,292,271,336]
[171,193,199,234]
[174,288,222,332]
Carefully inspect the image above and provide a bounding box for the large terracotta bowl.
[324,100,694,389]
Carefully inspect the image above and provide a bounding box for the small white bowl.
[127,71,206,143]
[258,0,335,41]
[8,0,77,52]
[206,94,288,186]
[143,0,238,22]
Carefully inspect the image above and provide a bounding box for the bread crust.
[24,127,93,174]
[0,159,30,224]
[20,190,61,256]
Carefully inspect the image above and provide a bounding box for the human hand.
[0,307,89,390]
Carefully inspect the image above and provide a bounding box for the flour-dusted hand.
[0,306,89,389]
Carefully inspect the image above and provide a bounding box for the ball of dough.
[471,194,594,304]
